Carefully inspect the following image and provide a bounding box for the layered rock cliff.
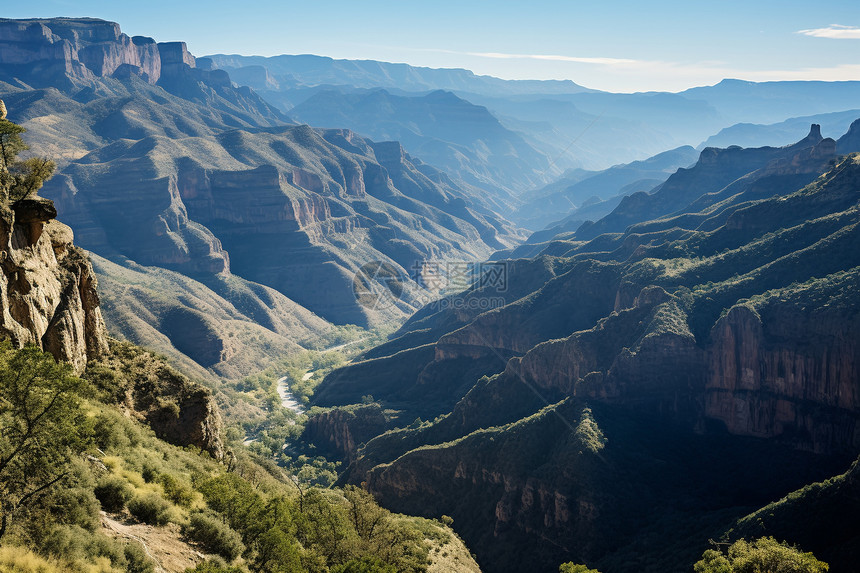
[0,193,108,373]
[0,17,273,119]
[301,404,388,463]
[0,18,161,86]
[704,280,860,453]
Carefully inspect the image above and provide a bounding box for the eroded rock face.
[301,404,388,463]
[46,124,515,326]
[0,18,162,85]
[837,118,860,154]
[0,18,242,102]
[0,196,108,373]
[706,304,860,453]
[145,382,225,460]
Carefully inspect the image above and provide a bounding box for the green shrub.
[36,524,125,567]
[331,557,397,573]
[559,564,601,573]
[158,473,194,508]
[184,512,245,561]
[92,412,131,453]
[124,541,155,573]
[84,363,126,403]
[694,537,828,573]
[128,493,170,526]
[42,483,101,531]
[94,476,134,512]
[184,558,245,572]
[141,464,158,483]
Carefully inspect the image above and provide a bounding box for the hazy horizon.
[5,0,860,93]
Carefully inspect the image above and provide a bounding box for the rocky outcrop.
[705,302,860,453]
[94,339,225,459]
[0,18,161,85]
[144,378,224,460]
[0,193,108,373]
[837,118,860,154]
[301,404,388,463]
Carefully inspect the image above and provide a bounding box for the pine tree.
[0,101,55,204]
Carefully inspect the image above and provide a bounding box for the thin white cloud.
[374,45,860,92]
[798,24,860,39]
[467,52,637,66]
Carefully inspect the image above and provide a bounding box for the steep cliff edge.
[301,404,389,463]
[0,17,284,125]
[0,179,108,373]
[87,339,225,459]
[0,103,223,458]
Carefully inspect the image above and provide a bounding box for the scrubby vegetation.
[694,537,828,573]
[559,564,601,573]
[0,342,460,572]
[226,326,395,488]
[183,512,245,562]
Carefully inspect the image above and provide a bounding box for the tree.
[331,557,397,573]
[0,115,56,203]
[297,488,355,565]
[0,343,92,539]
[0,119,26,172]
[343,485,387,541]
[10,157,55,201]
[559,563,601,573]
[694,537,829,573]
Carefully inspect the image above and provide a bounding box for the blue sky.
[5,0,860,92]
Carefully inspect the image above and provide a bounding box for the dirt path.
[100,512,205,573]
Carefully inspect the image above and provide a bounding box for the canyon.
[311,128,860,572]
[3,14,860,573]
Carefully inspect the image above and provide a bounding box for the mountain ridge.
[205,53,596,97]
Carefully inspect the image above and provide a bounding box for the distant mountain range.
[513,145,699,230]
[288,88,556,204]
[206,54,860,193]
[205,53,596,97]
[700,108,860,150]
[682,79,860,124]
